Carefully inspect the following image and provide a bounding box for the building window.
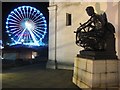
[66,13,72,26]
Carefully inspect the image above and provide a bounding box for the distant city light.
[0,40,4,49]
[32,55,35,59]
[21,39,24,43]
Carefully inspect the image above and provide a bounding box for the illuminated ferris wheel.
[6,6,47,46]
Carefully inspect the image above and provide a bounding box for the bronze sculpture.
[74,6,117,59]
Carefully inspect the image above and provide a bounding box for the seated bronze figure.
[74,6,117,59]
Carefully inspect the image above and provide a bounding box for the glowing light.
[6,6,47,46]
[25,20,35,31]
[6,31,9,33]
[21,39,24,42]
[0,40,4,49]
[25,21,32,29]
[0,56,4,59]
[32,55,35,59]
[8,34,11,36]
[6,26,8,28]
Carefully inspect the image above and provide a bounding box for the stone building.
[47,1,119,70]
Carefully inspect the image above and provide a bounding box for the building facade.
[48,1,119,69]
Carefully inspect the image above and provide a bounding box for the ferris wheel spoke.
[35,17,46,24]
[11,38,17,43]
[34,28,46,34]
[9,15,20,22]
[28,7,32,18]
[33,17,43,23]
[31,12,39,20]
[25,7,28,18]
[10,28,18,32]
[9,25,18,28]
[36,23,47,27]
[32,14,42,22]
[11,11,21,21]
[30,11,34,18]
[22,7,26,18]
[18,7,25,19]
[15,31,22,37]
[15,28,23,33]
[9,22,19,26]
[33,32,42,39]
[17,28,26,43]
[14,9,22,20]
[36,28,47,34]
[28,29,39,46]
[14,29,23,37]
[32,29,43,38]
[7,18,19,23]
[36,26,47,30]
[16,10,23,20]
[35,18,46,24]
[12,28,23,35]
[17,7,24,19]
[36,20,46,24]
[12,29,22,34]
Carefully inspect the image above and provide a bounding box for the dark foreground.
[2,63,80,89]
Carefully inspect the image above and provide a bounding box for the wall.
[3,51,32,60]
[48,1,119,69]
[17,51,32,60]
[3,53,17,60]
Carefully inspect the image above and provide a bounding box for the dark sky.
[2,2,49,47]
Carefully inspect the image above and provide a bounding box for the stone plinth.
[72,57,120,89]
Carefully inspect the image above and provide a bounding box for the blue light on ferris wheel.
[6,6,47,46]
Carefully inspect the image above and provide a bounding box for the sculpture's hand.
[74,31,77,33]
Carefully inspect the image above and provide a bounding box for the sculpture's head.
[86,6,95,16]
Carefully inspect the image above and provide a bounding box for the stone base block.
[73,77,90,88]
[72,57,120,89]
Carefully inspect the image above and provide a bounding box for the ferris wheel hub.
[25,20,35,31]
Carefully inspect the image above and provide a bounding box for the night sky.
[2,2,49,49]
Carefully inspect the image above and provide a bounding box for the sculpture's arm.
[76,17,93,32]
[80,17,93,27]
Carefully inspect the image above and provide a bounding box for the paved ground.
[2,63,80,89]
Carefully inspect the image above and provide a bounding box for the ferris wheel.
[6,6,47,46]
